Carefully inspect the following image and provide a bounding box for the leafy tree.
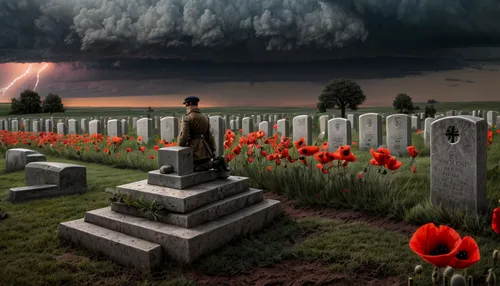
[9,89,42,114]
[425,105,437,118]
[318,79,366,118]
[317,102,327,113]
[393,93,415,114]
[427,99,438,104]
[42,93,64,114]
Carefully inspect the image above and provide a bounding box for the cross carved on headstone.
[445,126,459,143]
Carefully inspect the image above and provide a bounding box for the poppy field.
[1,127,500,285]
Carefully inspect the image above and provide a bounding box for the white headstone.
[88,119,102,135]
[486,111,499,127]
[11,119,19,132]
[81,118,88,134]
[57,122,67,135]
[209,116,225,157]
[242,117,254,136]
[424,117,435,145]
[107,119,122,137]
[411,115,421,131]
[277,119,290,137]
[121,119,128,136]
[68,119,79,134]
[358,113,382,150]
[22,119,30,132]
[292,115,313,145]
[132,117,139,130]
[258,121,273,138]
[160,117,179,142]
[137,118,152,143]
[32,120,39,135]
[319,115,329,136]
[430,116,487,214]
[327,118,352,151]
[386,114,412,156]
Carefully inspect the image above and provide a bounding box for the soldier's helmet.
[183,96,200,106]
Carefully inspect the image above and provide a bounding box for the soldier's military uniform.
[178,96,219,172]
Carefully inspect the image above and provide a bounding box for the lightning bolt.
[0,64,33,97]
[33,63,49,91]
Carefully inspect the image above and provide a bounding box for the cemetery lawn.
[1,157,500,285]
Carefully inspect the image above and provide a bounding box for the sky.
[1,0,500,107]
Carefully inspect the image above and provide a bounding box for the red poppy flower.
[316,163,323,169]
[320,142,328,151]
[154,145,160,151]
[407,146,419,158]
[321,168,328,174]
[314,151,338,164]
[256,130,265,139]
[298,146,320,156]
[226,153,235,162]
[149,155,155,159]
[411,165,417,173]
[273,124,277,130]
[492,208,500,234]
[335,145,356,162]
[294,137,305,149]
[370,148,388,166]
[126,147,132,153]
[409,223,462,267]
[248,157,254,163]
[299,157,308,166]
[139,146,146,153]
[385,156,402,170]
[232,145,241,155]
[267,165,272,171]
[448,236,480,269]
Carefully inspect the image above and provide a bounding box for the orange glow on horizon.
[61,95,221,108]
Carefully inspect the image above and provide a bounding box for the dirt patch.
[192,259,401,286]
[264,192,418,237]
[57,253,89,265]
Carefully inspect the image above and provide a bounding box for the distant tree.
[427,99,438,104]
[318,79,366,118]
[393,93,415,114]
[415,106,421,110]
[317,102,327,113]
[147,107,154,112]
[9,89,42,114]
[425,105,437,118]
[42,93,65,114]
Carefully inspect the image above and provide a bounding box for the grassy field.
[2,101,500,118]
[2,155,500,285]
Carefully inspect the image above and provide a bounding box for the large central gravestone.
[5,148,46,172]
[358,113,382,151]
[58,147,282,270]
[430,116,487,214]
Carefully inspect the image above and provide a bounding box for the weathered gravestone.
[160,117,179,143]
[209,116,225,158]
[11,119,19,132]
[132,117,139,130]
[259,121,273,138]
[32,120,40,134]
[411,115,421,131]
[121,119,128,136]
[327,118,352,151]
[5,148,46,172]
[107,119,122,137]
[68,119,79,134]
[137,118,152,144]
[430,116,487,214]
[88,119,102,135]
[386,114,412,156]
[347,114,358,130]
[292,115,312,145]
[424,117,435,145]
[242,117,254,136]
[57,122,67,135]
[277,119,290,137]
[487,111,499,127]
[58,147,281,270]
[22,119,30,132]
[8,162,87,203]
[319,115,329,136]
[358,113,382,150]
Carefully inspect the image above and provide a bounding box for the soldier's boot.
[212,157,229,172]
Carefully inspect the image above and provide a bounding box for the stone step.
[84,199,282,264]
[115,176,249,213]
[148,169,231,189]
[58,218,163,270]
[111,188,264,228]
[8,184,59,203]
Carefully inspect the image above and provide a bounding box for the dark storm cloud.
[444,78,474,83]
[1,0,500,64]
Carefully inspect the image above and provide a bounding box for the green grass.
[2,101,500,118]
[2,156,500,285]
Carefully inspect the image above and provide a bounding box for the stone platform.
[58,147,282,271]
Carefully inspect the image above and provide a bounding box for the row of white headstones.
[1,110,499,215]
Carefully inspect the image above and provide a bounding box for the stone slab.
[148,169,231,189]
[111,188,264,228]
[58,219,163,270]
[25,162,87,194]
[5,148,46,172]
[84,199,282,263]
[116,176,249,213]
[8,184,58,203]
[158,147,193,176]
